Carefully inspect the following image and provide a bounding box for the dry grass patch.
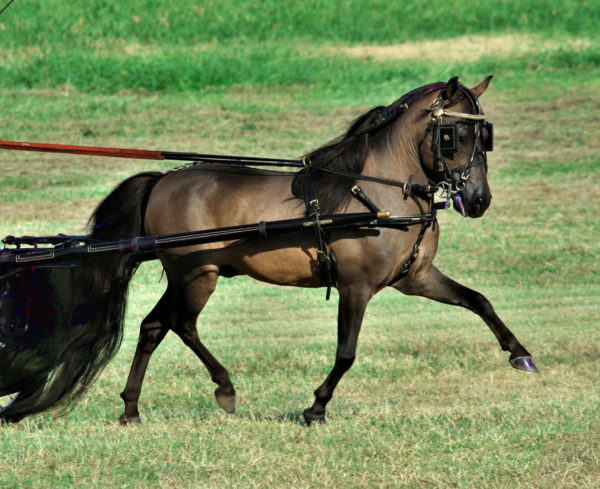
[327,34,592,64]
[490,93,600,168]
[1,199,97,227]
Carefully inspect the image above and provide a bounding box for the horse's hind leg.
[171,268,236,414]
[394,264,538,372]
[120,290,172,424]
[120,268,236,423]
[303,285,371,425]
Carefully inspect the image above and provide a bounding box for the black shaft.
[1,211,392,269]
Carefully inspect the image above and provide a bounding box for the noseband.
[421,85,494,195]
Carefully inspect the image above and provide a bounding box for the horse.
[0,76,537,425]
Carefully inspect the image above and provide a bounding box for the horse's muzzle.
[468,192,492,218]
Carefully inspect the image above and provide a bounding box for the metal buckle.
[436,181,452,197]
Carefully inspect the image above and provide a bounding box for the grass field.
[1,1,599,488]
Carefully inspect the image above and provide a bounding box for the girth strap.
[302,173,337,300]
[387,218,432,283]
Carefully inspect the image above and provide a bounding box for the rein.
[0,140,439,196]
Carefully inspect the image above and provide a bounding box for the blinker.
[483,121,494,152]
[439,124,456,156]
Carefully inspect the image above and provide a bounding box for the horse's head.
[418,76,494,218]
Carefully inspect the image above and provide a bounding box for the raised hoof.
[303,409,326,426]
[119,414,142,425]
[215,389,236,414]
[510,356,539,373]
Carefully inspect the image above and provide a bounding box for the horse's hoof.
[119,414,142,425]
[303,408,326,426]
[510,356,539,373]
[215,389,236,414]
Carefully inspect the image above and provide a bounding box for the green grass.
[1,1,600,487]
[1,0,599,96]
[1,34,599,96]
[3,0,599,45]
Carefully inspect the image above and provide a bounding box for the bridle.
[420,85,494,198]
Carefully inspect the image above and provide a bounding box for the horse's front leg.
[303,285,371,425]
[393,264,538,373]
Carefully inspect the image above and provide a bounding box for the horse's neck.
[357,122,432,214]
[362,124,427,187]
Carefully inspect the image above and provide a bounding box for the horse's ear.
[471,75,493,98]
[441,76,460,101]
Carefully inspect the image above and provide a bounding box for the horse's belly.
[225,236,320,287]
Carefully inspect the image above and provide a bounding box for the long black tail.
[1,171,163,421]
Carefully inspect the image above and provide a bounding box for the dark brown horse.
[1,76,537,424]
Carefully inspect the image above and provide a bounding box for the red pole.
[0,139,302,165]
[0,140,165,160]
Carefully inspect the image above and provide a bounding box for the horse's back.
[145,166,301,233]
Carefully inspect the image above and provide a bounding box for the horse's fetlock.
[212,371,233,389]
[215,384,235,397]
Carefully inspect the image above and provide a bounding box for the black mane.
[292,106,391,214]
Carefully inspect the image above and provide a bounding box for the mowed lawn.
[1,3,600,487]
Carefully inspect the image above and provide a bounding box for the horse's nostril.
[473,194,490,215]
